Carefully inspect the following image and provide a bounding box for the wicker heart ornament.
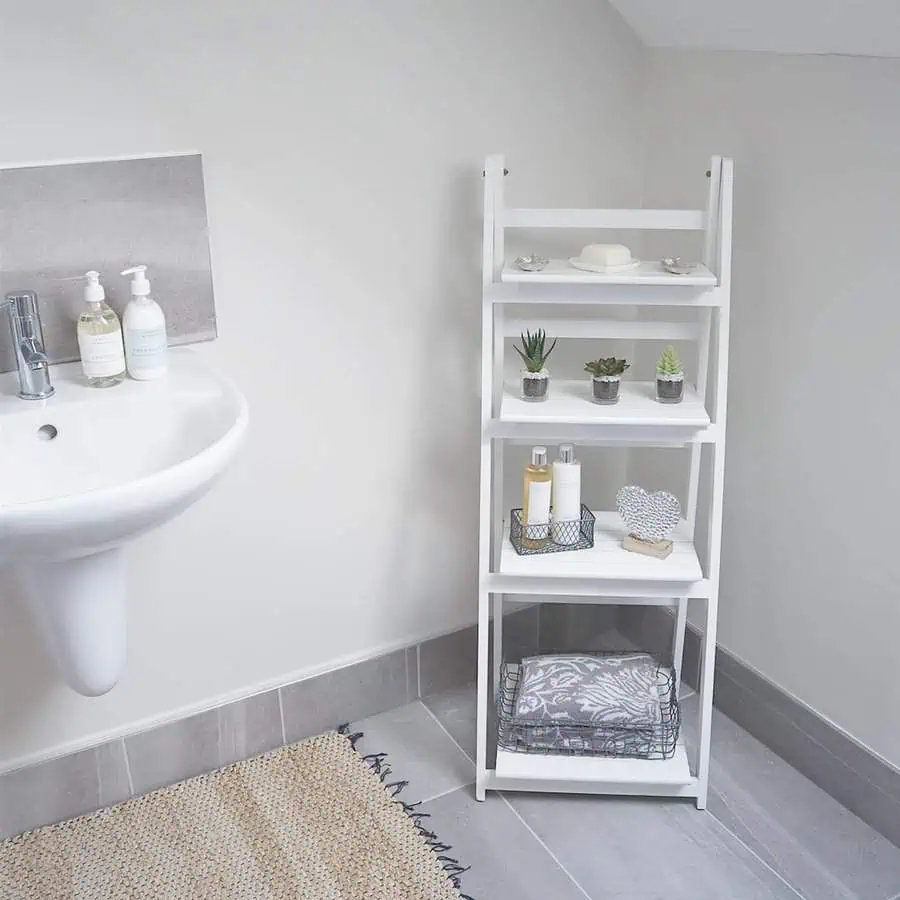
[616,486,681,543]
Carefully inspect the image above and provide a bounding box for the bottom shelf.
[485,742,696,798]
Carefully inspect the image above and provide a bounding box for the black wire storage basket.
[496,651,680,760]
[509,505,595,555]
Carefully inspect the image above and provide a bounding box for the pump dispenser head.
[84,270,105,305]
[121,265,150,297]
[559,443,576,463]
[531,446,548,466]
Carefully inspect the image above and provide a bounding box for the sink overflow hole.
[37,424,58,441]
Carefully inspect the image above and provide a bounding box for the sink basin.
[0,348,248,694]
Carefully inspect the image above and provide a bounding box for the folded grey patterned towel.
[513,653,663,727]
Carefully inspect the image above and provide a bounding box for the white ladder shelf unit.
[476,154,733,809]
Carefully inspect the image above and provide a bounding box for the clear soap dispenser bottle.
[77,271,126,387]
[522,446,552,549]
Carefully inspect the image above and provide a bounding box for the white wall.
[0,0,646,769]
[642,49,900,768]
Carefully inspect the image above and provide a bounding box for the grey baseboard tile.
[621,606,900,849]
[0,740,131,841]
[0,609,533,840]
[281,648,410,745]
[126,688,283,796]
[539,603,617,651]
[617,605,702,685]
[420,606,541,698]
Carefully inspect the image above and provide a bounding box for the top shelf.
[502,259,718,288]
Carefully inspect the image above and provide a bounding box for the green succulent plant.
[584,357,630,377]
[657,345,683,376]
[515,329,557,373]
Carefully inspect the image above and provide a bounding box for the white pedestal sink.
[0,349,248,695]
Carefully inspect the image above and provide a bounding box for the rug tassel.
[336,724,364,751]
[386,780,408,798]
[339,723,475,898]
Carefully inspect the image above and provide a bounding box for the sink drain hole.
[37,424,58,441]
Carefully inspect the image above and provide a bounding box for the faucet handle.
[7,291,40,319]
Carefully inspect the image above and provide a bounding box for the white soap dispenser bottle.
[77,270,126,387]
[122,265,168,380]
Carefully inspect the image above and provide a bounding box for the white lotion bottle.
[551,443,582,545]
[77,271,126,387]
[122,265,168,380]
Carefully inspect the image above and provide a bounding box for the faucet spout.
[6,292,55,400]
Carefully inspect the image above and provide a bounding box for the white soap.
[580,243,632,267]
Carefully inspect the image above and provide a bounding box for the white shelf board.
[499,512,703,585]
[493,742,693,788]
[502,258,717,287]
[499,380,711,430]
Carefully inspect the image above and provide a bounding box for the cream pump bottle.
[551,443,582,545]
[122,265,168,380]
[77,271,126,387]
[522,446,552,547]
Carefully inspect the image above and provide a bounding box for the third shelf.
[496,511,704,590]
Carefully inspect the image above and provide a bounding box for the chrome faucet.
[6,291,55,400]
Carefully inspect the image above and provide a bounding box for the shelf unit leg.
[492,593,503,695]
[695,590,719,810]
[672,597,687,700]
[475,588,490,801]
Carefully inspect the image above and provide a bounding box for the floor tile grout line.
[704,807,807,900]
[420,700,595,900]
[120,738,135,797]
[497,792,594,900]
[419,700,475,770]
[418,780,476,805]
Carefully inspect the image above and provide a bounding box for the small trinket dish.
[661,257,700,276]
[514,254,549,272]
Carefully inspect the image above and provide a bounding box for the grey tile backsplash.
[0,153,216,374]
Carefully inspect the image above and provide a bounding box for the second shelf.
[499,380,710,429]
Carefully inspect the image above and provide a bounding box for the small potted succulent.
[656,345,685,404]
[584,357,630,404]
[515,329,557,402]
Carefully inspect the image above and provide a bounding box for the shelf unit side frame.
[476,155,733,807]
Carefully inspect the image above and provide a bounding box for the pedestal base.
[15,547,127,696]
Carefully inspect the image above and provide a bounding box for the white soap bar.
[581,243,632,267]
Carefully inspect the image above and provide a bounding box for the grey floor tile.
[507,791,801,900]
[354,701,473,803]
[712,673,900,849]
[423,787,589,900]
[281,649,409,744]
[419,626,476,697]
[126,689,283,795]
[682,693,900,900]
[423,682,478,763]
[0,740,131,839]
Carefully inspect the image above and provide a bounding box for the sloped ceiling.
[608,0,900,58]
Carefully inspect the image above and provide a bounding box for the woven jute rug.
[0,729,469,899]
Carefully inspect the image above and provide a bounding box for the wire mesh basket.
[497,651,680,759]
[509,505,595,555]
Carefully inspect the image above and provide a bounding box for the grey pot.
[656,377,684,404]
[591,376,620,404]
[521,373,549,402]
